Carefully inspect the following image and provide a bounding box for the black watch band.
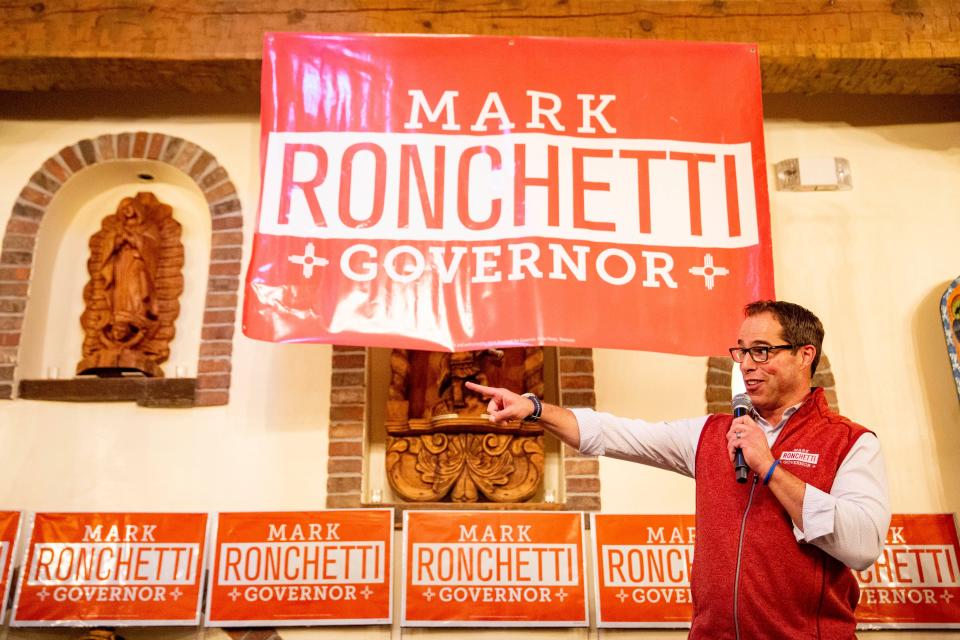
[521,392,542,422]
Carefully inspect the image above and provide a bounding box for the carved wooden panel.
[385,347,545,503]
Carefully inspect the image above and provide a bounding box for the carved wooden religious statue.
[385,347,545,503]
[77,192,183,377]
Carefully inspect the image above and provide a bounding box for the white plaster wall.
[0,97,957,639]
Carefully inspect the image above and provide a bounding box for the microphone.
[732,393,752,484]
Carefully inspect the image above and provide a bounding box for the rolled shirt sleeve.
[792,433,891,571]
[570,408,705,478]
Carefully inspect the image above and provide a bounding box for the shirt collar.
[751,400,804,432]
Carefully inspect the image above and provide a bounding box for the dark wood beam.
[18,377,197,408]
[1,1,959,94]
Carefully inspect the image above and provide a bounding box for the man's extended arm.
[465,381,701,477]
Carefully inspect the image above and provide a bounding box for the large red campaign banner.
[402,510,587,626]
[0,511,22,620]
[592,514,960,629]
[11,513,209,626]
[205,510,393,626]
[244,34,774,354]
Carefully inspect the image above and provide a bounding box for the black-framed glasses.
[728,344,795,363]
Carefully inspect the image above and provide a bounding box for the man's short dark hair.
[744,300,824,376]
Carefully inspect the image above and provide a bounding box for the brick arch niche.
[326,346,603,513]
[705,353,840,414]
[0,132,243,406]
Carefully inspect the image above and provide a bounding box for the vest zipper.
[734,473,759,640]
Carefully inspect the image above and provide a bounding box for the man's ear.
[799,345,817,370]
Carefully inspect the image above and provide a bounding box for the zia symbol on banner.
[228,588,242,601]
[289,242,329,278]
[360,586,374,600]
[615,589,630,603]
[689,253,730,290]
[170,587,183,601]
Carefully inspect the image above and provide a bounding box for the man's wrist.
[762,458,781,485]
[520,392,542,422]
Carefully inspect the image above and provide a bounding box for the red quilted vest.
[689,388,871,640]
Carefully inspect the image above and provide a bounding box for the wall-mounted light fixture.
[774,157,852,192]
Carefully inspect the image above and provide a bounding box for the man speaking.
[467,300,890,639]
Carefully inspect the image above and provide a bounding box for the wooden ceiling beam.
[1,1,959,94]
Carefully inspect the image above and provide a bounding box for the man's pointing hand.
[464,381,535,424]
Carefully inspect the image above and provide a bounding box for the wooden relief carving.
[77,192,184,378]
[385,347,545,503]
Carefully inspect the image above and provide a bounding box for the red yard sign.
[11,512,208,626]
[592,514,694,627]
[0,511,22,620]
[402,510,587,627]
[206,510,393,626]
[856,514,960,629]
[244,33,774,354]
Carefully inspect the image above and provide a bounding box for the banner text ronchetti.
[11,512,209,626]
[402,510,587,627]
[244,34,774,354]
[206,510,393,626]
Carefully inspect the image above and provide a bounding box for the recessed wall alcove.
[0,132,244,407]
[326,346,603,516]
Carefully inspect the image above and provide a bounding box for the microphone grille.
[732,393,753,413]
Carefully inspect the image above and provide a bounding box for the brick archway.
[706,354,840,414]
[0,132,243,406]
